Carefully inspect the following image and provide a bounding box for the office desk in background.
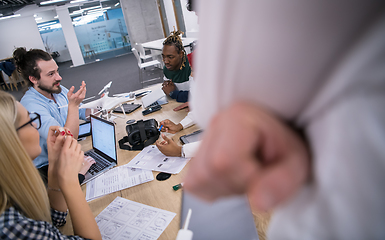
[60,84,201,239]
[141,37,197,51]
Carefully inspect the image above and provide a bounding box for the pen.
[159,124,163,132]
[173,182,184,191]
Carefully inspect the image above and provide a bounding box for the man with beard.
[14,47,95,180]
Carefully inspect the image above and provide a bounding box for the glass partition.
[36,10,71,65]
[70,1,131,64]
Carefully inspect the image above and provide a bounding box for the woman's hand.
[56,136,84,189]
[79,156,96,175]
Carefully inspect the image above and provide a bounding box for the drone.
[80,81,135,120]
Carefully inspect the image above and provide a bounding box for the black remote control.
[142,105,162,115]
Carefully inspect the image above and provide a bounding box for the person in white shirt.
[184,1,385,239]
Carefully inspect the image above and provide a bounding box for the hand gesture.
[68,81,87,107]
[156,133,182,157]
[183,102,310,212]
[159,119,183,133]
[162,80,176,95]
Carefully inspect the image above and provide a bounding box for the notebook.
[82,114,118,185]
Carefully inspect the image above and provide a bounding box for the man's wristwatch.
[169,90,175,97]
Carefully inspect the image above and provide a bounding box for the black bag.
[118,119,160,150]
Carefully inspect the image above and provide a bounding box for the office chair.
[83,44,96,58]
[135,43,162,63]
[132,48,162,87]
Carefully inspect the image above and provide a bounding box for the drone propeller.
[98,81,112,95]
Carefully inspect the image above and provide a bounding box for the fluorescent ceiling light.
[38,21,58,27]
[87,9,106,14]
[114,2,119,6]
[40,0,67,5]
[80,5,100,11]
[70,12,82,16]
[0,14,21,20]
[35,17,43,20]
[70,0,88,3]
[87,7,110,13]
[73,9,84,14]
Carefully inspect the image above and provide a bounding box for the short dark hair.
[13,47,52,87]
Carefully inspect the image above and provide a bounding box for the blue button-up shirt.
[20,86,86,168]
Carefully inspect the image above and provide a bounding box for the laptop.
[181,191,259,240]
[82,114,118,185]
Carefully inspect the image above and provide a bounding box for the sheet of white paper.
[141,88,166,108]
[96,196,176,240]
[126,145,190,174]
[86,166,154,201]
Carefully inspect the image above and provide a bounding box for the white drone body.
[80,81,135,120]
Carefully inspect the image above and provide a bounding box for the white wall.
[0,15,45,59]
[180,0,199,37]
[162,0,198,37]
[163,0,177,34]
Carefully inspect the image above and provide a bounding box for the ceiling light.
[0,14,21,20]
[35,17,43,20]
[87,7,110,13]
[40,0,68,5]
[80,5,100,11]
[114,2,119,6]
[70,0,87,3]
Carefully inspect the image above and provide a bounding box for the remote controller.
[142,105,162,115]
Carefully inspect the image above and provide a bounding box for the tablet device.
[180,130,203,144]
[181,191,259,240]
[113,103,141,114]
[78,121,91,138]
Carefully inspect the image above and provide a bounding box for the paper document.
[126,145,190,174]
[141,88,166,108]
[96,196,176,240]
[86,165,154,201]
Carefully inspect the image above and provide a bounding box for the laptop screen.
[90,115,117,161]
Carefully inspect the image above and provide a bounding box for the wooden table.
[60,84,200,239]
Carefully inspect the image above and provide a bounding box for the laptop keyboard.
[85,151,111,174]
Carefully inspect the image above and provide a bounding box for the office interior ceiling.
[0,0,36,17]
[0,0,119,19]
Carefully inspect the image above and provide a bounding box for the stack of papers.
[86,145,189,201]
[126,145,191,174]
[86,166,154,201]
[96,196,176,240]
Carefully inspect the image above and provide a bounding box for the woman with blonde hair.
[0,90,101,239]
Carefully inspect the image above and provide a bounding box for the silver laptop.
[181,191,259,240]
[82,114,117,185]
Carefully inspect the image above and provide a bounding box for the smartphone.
[78,121,91,139]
